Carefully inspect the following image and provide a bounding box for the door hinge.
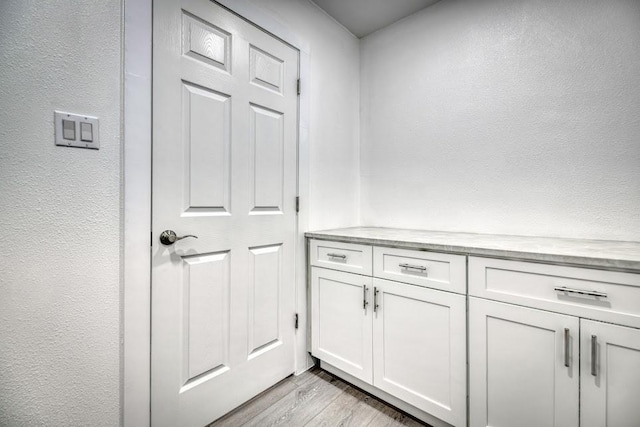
[297,79,301,96]
[295,196,300,213]
[294,313,299,330]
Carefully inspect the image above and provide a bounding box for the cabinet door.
[581,320,640,427]
[311,267,373,383]
[372,278,466,426]
[469,298,579,427]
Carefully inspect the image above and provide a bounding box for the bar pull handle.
[327,253,346,260]
[554,286,607,299]
[373,287,379,313]
[399,263,427,273]
[363,285,369,311]
[564,328,571,368]
[591,335,598,376]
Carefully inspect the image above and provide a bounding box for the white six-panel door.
[580,320,640,427]
[152,0,299,425]
[469,297,579,427]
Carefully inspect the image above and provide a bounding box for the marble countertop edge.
[305,227,640,272]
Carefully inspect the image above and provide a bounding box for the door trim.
[123,1,312,425]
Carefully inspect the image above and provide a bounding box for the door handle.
[564,328,571,368]
[373,287,379,313]
[159,230,198,246]
[591,335,598,376]
[363,285,369,311]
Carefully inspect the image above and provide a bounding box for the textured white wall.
[0,1,122,426]
[360,0,640,240]
[246,0,361,231]
[0,0,358,424]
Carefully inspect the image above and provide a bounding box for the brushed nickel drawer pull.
[564,328,571,368]
[363,285,369,311]
[591,335,598,376]
[327,253,347,260]
[554,286,607,299]
[399,263,427,272]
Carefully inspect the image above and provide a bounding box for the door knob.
[159,230,198,246]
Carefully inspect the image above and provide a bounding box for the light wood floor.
[208,367,430,427]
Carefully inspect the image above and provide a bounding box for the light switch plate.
[54,111,99,149]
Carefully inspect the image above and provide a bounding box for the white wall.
[360,0,640,241]
[0,1,122,426]
[246,0,361,231]
[0,0,359,425]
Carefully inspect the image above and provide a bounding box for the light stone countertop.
[305,227,640,272]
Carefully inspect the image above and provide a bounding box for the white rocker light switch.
[62,119,76,140]
[80,122,93,142]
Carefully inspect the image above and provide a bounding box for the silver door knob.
[159,230,198,246]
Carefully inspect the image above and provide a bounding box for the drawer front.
[373,247,466,294]
[310,239,373,275]
[469,257,640,328]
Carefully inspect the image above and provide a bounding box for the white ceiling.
[312,0,441,38]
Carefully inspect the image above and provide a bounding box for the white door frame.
[122,1,312,425]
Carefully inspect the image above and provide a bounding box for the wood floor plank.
[208,375,299,426]
[303,383,386,427]
[209,367,431,427]
[242,371,348,427]
[366,403,428,427]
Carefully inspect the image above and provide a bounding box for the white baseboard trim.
[293,359,316,377]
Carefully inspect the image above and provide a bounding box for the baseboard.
[293,360,316,377]
[320,361,453,427]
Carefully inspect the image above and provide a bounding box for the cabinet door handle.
[564,328,571,368]
[399,263,427,273]
[363,285,369,311]
[554,286,607,299]
[373,287,379,313]
[327,253,346,260]
[591,335,598,376]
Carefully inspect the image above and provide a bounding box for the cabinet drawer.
[310,239,372,275]
[469,257,640,328]
[373,247,466,294]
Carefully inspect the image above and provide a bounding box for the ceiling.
[312,0,441,38]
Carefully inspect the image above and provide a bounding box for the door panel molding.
[123,0,311,425]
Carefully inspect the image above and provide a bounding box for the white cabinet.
[373,278,466,427]
[469,297,579,427]
[580,320,640,427]
[469,256,640,427]
[310,268,373,383]
[309,234,640,427]
[310,240,467,427]
[469,301,640,427]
